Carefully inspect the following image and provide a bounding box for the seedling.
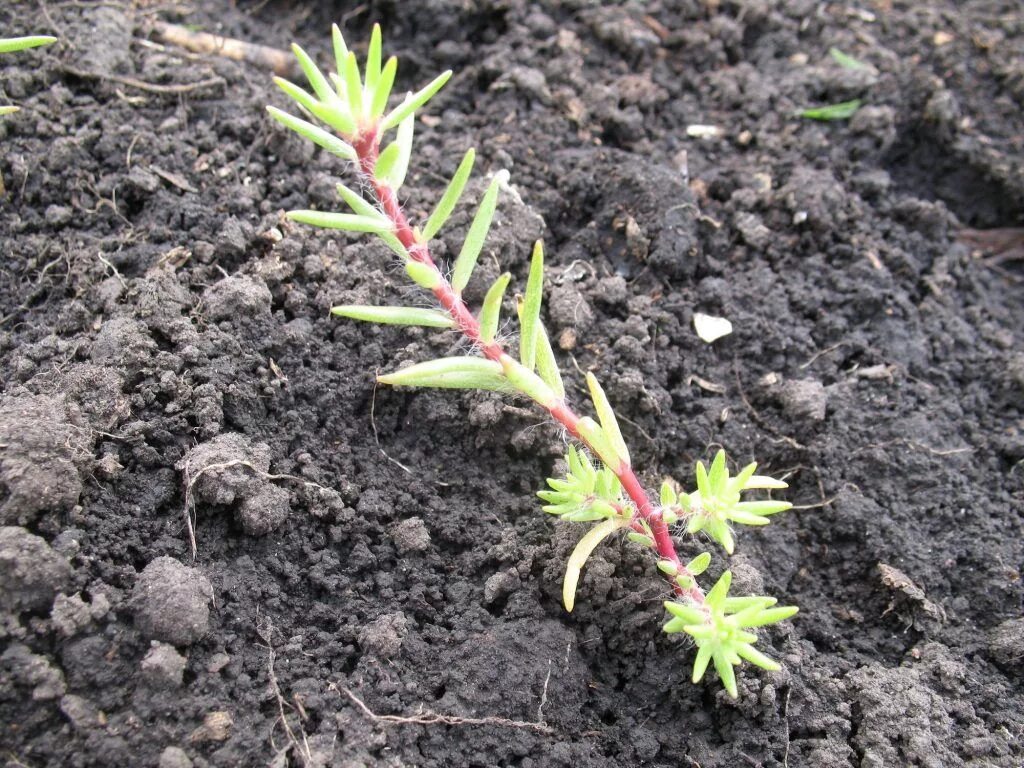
[268,25,798,698]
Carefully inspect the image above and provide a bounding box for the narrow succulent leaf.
[478,272,511,345]
[452,171,508,295]
[266,107,356,159]
[386,111,415,190]
[736,644,781,671]
[660,481,677,507]
[331,24,349,78]
[692,644,713,683]
[708,450,728,496]
[504,358,557,406]
[586,373,630,466]
[546,478,575,493]
[536,490,564,504]
[714,652,738,698]
[405,261,442,289]
[829,47,869,70]
[664,601,706,625]
[576,417,621,472]
[379,232,409,260]
[287,210,391,233]
[695,461,711,498]
[381,70,452,131]
[686,552,711,575]
[0,36,57,54]
[663,617,688,633]
[291,44,335,103]
[370,56,398,119]
[563,518,628,612]
[378,356,507,391]
[737,606,799,627]
[719,524,736,555]
[364,23,383,93]
[566,509,610,523]
[342,51,363,120]
[0,105,18,116]
[723,595,776,612]
[800,99,861,121]
[684,624,715,641]
[375,141,399,181]
[534,323,565,399]
[706,570,732,608]
[274,76,356,135]
[727,510,772,526]
[330,305,454,328]
[729,600,777,626]
[686,515,705,534]
[542,504,574,516]
[626,532,655,548]
[731,462,758,493]
[735,500,792,516]
[745,475,789,490]
[335,183,381,218]
[518,240,544,369]
[657,560,679,576]
[423,148,476,240]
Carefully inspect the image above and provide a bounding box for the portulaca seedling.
[268,25,797,698]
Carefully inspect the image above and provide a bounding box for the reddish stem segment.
[351,129,704,605]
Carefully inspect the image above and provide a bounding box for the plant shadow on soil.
[0,1,1022,767]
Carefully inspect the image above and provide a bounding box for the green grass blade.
[331,305,453,328]
[586,372,629,466]
[518,240,544,369]
[381,70,452,131]
[287,210,391,233]
[422,148,476,240]
[478,272,511,345]
[0,36,57,54]
[370,57,398,119]
[451,170,508,295]
[378,357,507,390]
[266,107,356,160]
[800,99,861,121]
[290,43,334,103]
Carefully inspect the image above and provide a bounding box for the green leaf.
[503,358,557,407]
[370,57,398,119]
[708,449,727,496]
[422,148,476,241]
[576,417,621,472]
[586,373,630,466]
[385,112,415,190]
[563,518,628,612]
[664,601,705,625]
[331,305,454,328]
[266,107,356,160]
[736,644,780,671]
[405,261,441,289]
[291,43,335,103]
[626,532,655,548]
[534,323,565,399]
[336,183,380,218]
[274,76,356,135]
[705,570,732,608]
[343,51,364,120]
[829,47,868,70]
[657,560,679,576]
[378,356,507,391]
[714,650,738,698]
[0,105,18,116]
[381,70,452,131]
[686,552,711,575]
[735,605,799,628]
[451,171,508,295]
[379,232,410,260]
[744,475,788,490]
[375,141,399,181]
[692,644,713,683]
[478,272,511,345]
[734,500,792,516]
[660,480,677,507]
[364,23,383,94]
[287,210,391,233]
[695,460,711,498]
[0,36,57,54]
[331,24,349,79]
[518,240,544,369]
[800,99,862,121]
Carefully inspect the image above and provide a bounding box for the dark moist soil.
[1,1,1022,766]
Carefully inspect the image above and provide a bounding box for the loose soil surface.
[2,1,1022,766]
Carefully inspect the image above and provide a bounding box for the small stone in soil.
[131,556,214,647]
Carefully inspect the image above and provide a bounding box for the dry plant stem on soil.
[269,24,798,697]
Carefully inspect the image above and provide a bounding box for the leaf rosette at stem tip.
[663,570,798,698]
[660,449,792,555]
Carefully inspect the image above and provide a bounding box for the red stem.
[351,128,704,605]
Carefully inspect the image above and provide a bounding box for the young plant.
[268,25,798,698]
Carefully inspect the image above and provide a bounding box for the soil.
[1,1,1022,766]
